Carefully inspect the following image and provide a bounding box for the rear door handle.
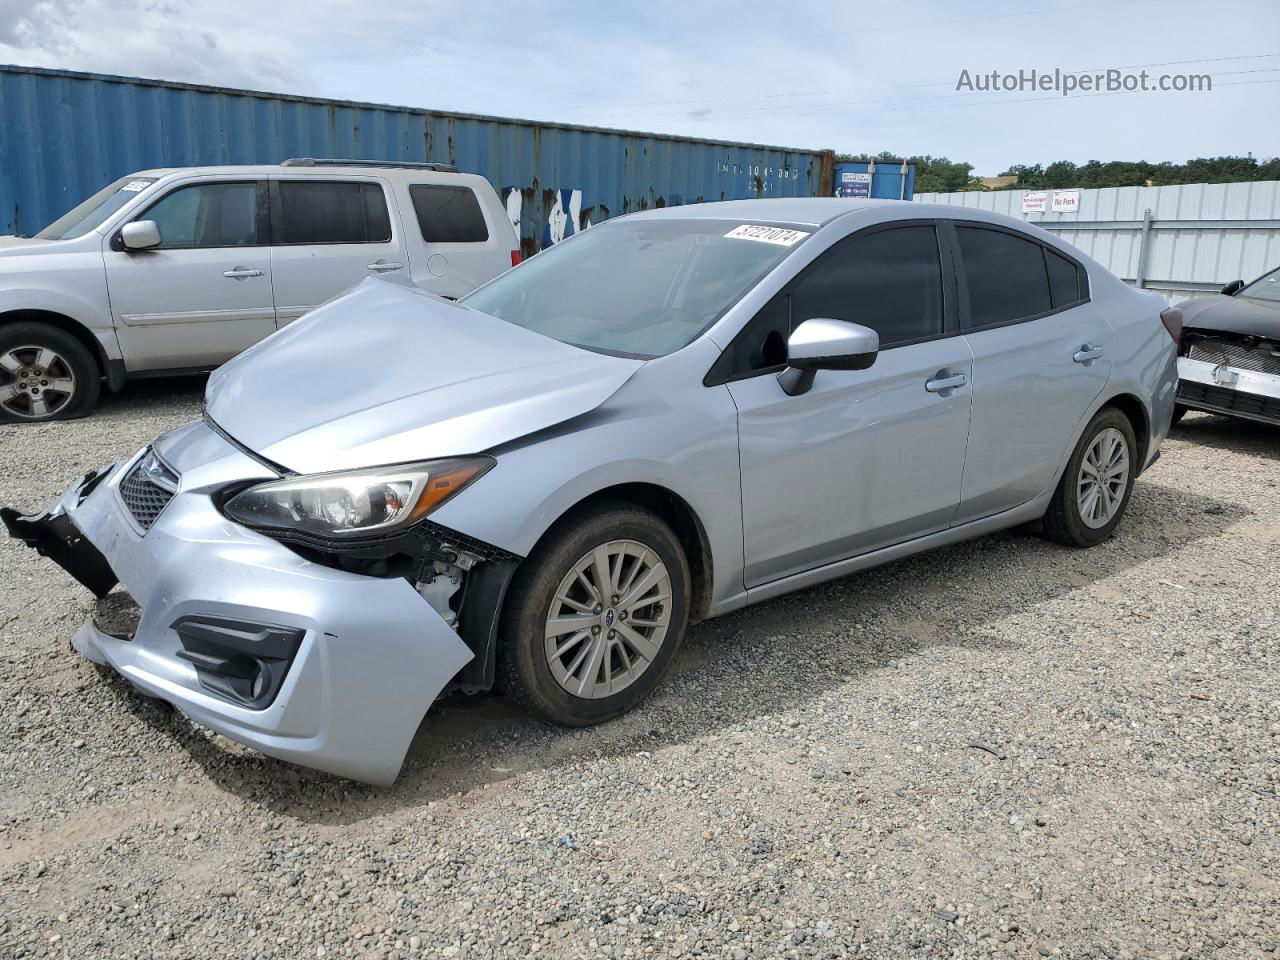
[367,260,404,273]
[223,267,264,279]
[925,372,967,394]
[1073,344,1105,364]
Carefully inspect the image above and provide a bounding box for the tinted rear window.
[410,184,488,242]
[1046,248,1083,307]
[276,181,391,244]
[957,226,1052,327]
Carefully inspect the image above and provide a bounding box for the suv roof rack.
[280,157,460,173]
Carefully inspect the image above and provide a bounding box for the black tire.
[1170,403,1188,427]
[1041,407,1138,548]
[498,501,690,726]
[0,322,100,422]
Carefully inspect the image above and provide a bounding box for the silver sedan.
[3,198,1180,784]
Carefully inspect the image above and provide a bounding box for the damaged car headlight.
[222,457,494,539]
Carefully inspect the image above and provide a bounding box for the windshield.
[1240,266,1280,303]
[34,176,156,240]
[461,218,810,357]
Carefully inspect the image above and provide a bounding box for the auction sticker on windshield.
[724,224,809,246]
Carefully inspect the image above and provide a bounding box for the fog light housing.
[171,616,304,709]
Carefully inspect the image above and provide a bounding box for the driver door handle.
[1074,343,1105,364]
[367,260,404,273]
[925,372,967,393]
[223,267,264,279]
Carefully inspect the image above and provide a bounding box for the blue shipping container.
[0,65,836,253]
[832,159,915,201]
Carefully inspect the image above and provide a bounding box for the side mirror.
[777,318,879,396]
[121,220,161,251]
[1220,279,1244,297]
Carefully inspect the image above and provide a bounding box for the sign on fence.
[1051,190,1081,213]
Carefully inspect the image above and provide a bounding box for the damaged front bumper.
[2,423,476,785]
[1177,347,1280,426]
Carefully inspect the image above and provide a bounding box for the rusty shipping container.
[0,65,836,253]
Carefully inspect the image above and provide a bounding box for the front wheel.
[1041,407,1138,547]
[498,502,690,726]
[0,322,100,422]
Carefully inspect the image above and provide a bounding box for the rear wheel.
[0,322,100,422]
[1041,407,1137,548]
[498,502,690,726]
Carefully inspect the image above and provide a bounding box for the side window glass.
[790,225,944,347]
[1046,248,1083,307]
[277,181,391,244]
[143,182,259,249]
[410,184,489,242]
[956,227,1052,327]
[712,291,791,380]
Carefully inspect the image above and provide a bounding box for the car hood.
[205,279,644,474]
[1178,293,1280,340]
[0,235,54,254]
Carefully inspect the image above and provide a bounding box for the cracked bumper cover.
[3,429,474,785]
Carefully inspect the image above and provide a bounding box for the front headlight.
[221,456,493,540]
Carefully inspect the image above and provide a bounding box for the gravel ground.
[1,381,1278,960]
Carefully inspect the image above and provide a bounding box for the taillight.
[1160,306,1182,345]
[510,250,522,267]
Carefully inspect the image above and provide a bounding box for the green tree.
[842,152,1279,193]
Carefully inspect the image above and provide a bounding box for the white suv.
[0,159,519,421]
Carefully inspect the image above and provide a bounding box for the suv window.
[956,226,1053,327]
[791,224,944,347]
[142,182,261,249]
[275,181,391,245]
[410,184,488,242]
[1045,247,1083,307]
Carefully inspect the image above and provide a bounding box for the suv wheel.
[0,322,100,422]
[499,502,690,726]
[1041,407,1138,547]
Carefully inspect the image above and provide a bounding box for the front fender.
[430,347,747,613]
[0,283,120,360]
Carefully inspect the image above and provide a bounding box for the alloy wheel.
[0,345,77,419]
[1076,426,1130,529]
[543,539,672,699]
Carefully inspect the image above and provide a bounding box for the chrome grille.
[118,449,178,530]
[1188,337,1280,377]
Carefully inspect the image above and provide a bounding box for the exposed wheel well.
[1102,393,1151,468]
[0,309,109,382]
[541,483,715,623]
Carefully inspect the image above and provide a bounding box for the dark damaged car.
[1174,267,1280,427]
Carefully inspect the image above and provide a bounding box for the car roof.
[626,197,914,227]
[128,164,480,180]
[626,196,1065,238]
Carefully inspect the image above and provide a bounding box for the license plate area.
[1212,364,1240,387]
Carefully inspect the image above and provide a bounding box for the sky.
[1,0,1277,175]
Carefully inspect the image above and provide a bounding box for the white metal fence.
[916,181,1280,304]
